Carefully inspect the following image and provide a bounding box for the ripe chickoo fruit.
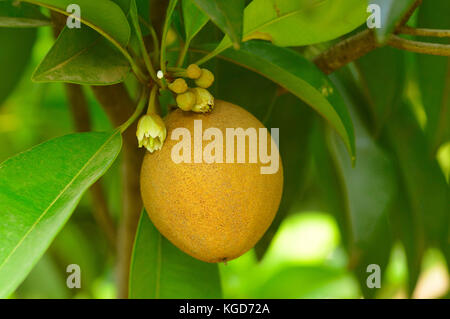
[140,100,283,263]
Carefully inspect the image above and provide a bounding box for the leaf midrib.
[35,36,102,79]
[244,0,327,39]
[0,131,119,272]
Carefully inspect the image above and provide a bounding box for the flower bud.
[176,90,196,111]
[186,64,202,79]
[168,78,188,94]
[192,88,214,113]
[136,114,167,153]
[195,68,215,88]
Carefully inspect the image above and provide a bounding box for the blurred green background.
[1,1,450,299]
[1,26,448,299]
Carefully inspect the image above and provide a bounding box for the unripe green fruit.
[169,78,188,94]
[186,64,202,79]
[195,69,214,88]
[176,90,196,111]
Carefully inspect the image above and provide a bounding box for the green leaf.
[129,211,222,299]
[217,40,355,159]
[386,104,450,248]
[369,0,416,43]
[0,131,122,298]
[0,1,50,27]
[182,0,209,43]
[192,0,243,49]
[0,27,36,105]
[311,74,396,298]
[22,0,131,47]
[32,26,130,85]
[417,0,450,153]
[207,0,366,59]
[355,47,406,134]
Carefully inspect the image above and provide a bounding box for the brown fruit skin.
[140,100,283,263]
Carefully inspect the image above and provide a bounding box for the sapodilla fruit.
[140,100,283,263]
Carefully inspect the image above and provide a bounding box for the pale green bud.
[192,88,214,113]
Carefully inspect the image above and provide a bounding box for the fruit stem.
[147,85,159,115]
[119,87,149,133]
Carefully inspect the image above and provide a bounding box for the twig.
[396,0,423,28]
[398,26,450,38]
[388,35,450,56]
[314,30,379,75]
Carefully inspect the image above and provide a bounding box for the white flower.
[136,114,167,152]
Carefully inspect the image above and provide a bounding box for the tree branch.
[64,84,118,251]
[91,84,144,299]
[388,35,450,56]
[314,0,424,74]
[314,30,378,75]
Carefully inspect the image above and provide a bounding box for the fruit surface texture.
[140,100,283,263]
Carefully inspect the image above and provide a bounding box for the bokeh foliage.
[0,0,448,299]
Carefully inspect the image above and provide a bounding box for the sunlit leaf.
[0,131,122,298]
[207,0,366,58]
[129,211,222,298]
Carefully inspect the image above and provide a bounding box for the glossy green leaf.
[0,27,36,105]
[22,0,131,47]
[192,0,243,48]
[0,131,122,298]
[33,26,130,85]
[0,1,50,27]
[218,40,355,159]
[417,0,450,153]
[129,211,222,299]
[182,0,209,43]
[208,0,366,58]
[369,0,416,43]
